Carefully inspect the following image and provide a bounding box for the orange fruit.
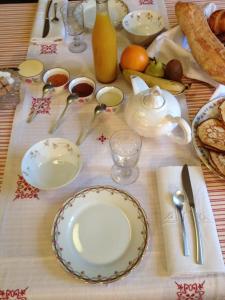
[120,45,149,72]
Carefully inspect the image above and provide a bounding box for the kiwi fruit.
[164,59,183,82]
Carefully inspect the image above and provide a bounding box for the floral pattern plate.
[52,186,148,283]
[82,0,129,30]
[192,97,225,179]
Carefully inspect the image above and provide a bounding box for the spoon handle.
[54,2,57,18]
[179,209,190,256]
[76,114,97,146]
[27,94,44,123]
[49,103,69,134]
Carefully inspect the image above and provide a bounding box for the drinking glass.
[109,129,142,185]
[61,2,87,53]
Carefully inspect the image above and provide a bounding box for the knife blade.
[181,164,204,264]
[42,0,53,38]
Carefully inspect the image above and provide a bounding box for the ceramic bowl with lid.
[122,10,164,47]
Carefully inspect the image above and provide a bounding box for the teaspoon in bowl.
[76,103,107,146]
[26,83,54,123]
[172,190,190,256]
[49,93,79,134]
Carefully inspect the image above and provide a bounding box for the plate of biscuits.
[192,97,225,179]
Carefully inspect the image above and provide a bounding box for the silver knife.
[42,0,53,38]
[181,164,204,265]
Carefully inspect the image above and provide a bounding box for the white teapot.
[124,76,192,144]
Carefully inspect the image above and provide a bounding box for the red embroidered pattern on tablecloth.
[30,96,51,115]
[97,134,107,144]
[14,175,39,200]
[40,44,57,54]
[0,287,29,299]
[175,281,205,300]
[139,0,153,5]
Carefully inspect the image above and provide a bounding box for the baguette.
[175,2,225,84]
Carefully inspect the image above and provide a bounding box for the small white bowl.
[21,138,82,190]
[122,10,164,47]
[69,77,95,103]
[43,67,70,94]
[96,86,124,113]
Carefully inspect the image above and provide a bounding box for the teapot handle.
[165,115,192,145]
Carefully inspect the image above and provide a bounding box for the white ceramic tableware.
[96,86,124,112]
[69,77,95,103]
[82,0,128,30]
[43,67,70,94]
[52,186,148,283]
[21,138,82,190]
[192,97,225,179]
[122,10,164,46]
[18,59,44,83]
[125,76,192,145]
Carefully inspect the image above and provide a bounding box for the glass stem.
[73,35,81,46]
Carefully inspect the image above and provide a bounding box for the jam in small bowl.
[43,67,70,94]
[69,77,95,103]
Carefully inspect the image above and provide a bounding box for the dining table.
[0,0,225,299]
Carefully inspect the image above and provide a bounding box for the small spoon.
[26,83,54,123]
[49,93,79,134]
[51,3,59,23]
[76,103,107,146]
[172,190,190,256]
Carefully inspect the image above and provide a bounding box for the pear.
[144,58,165,78]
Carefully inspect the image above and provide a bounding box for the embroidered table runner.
[0,1,225,300]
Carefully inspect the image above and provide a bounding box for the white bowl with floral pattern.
[122,10,164,47]
[21,138,82,190]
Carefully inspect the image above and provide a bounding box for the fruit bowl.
[122,10,165,47]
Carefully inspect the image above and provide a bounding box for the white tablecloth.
[0,0,225,299]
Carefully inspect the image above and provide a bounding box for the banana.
[123,69,187,95]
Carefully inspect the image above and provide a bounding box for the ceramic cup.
[96,86,124,112]
[43,67,70,94]
[68,77,96,103]
[18,59,44,84]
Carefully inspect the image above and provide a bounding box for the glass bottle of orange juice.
[92,0,117,83]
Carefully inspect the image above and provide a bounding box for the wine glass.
[109,129,142,185]
[61,2,87,53]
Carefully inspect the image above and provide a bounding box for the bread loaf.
[175,2,225,85]
[208,10,225,35]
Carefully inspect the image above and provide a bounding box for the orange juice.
[92,1,117,83]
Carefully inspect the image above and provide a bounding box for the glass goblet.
[61,2,87,53]
[109,129,142,185]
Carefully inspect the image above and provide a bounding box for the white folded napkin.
[147,3,219,87]
[31,0,67,44]
[210,84,225,100]
[156,165,225,277]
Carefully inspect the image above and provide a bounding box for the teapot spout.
[130,75,149,95]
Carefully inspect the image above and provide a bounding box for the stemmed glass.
[61,2,87,53]
[109,129,142,185]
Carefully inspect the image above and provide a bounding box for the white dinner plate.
[82,0,129,30]
[52,186,148,283]
[192,97,225,179]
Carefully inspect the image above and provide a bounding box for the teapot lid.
[143,86,165,109]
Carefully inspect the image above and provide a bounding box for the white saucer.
[52,186,148,283]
